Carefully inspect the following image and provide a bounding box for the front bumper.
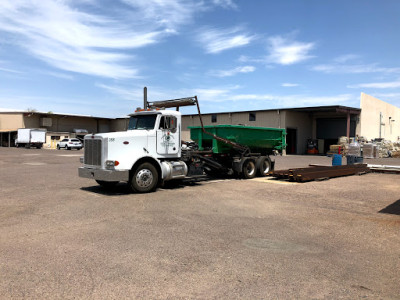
[78,167,129,182]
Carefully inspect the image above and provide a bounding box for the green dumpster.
[189,125,286,154]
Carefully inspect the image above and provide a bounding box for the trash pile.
[328,137,400,158]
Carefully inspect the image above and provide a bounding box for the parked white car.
[57,138,83,150]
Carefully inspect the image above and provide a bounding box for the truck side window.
[169,116,177,132]
[159,116,177,132]
[159,116,165,129]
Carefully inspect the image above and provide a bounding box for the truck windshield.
[128,115,157,130]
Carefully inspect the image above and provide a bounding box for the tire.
[256,156,271,177]
[57,145,60,150]
[130,162,158,193]
[96,180,119,189]
[67,146,71,150]
[242,159,256,179]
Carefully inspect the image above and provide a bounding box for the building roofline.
[0,110,113,119]
[183,105,361,116]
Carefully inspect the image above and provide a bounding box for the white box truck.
[15,128,46,149]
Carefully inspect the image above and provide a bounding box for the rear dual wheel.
[242,159,256,179]
[257,156,272,177]
[241,157,272,179]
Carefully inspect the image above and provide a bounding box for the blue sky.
[1,0,400,117]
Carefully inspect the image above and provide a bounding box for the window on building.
[249,112,256,122]
[211,114,217,123]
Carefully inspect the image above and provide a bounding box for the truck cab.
[79,109,188,193]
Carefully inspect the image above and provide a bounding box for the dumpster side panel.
[189,125,286,154]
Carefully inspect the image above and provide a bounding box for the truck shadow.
[379,199,400,216]
[80,175,242,196]
[80,180,207,195]
[80,184,132,196]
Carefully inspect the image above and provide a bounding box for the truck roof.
[129,110,181,117]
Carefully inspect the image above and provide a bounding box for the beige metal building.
[0,93,398,154]
[182,105,360,154]
[358,93,400,141]
[0,111,115,148]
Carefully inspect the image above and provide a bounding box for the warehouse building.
[182,105,360,155]
[0,93,399,154]
[182,93,399,154]
[0,111,119,149]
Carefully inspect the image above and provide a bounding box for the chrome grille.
[84,139,102,166]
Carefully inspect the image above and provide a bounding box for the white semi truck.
[15,128,46,149]
[79,96,286,193]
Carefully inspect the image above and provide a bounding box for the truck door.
[156,115,179,155]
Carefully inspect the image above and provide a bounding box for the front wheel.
[130,162,159,193]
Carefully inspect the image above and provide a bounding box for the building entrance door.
[286,128,297,154]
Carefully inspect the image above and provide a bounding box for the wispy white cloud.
[0,0,207,79]
[121,0,204,31]
[281,83,299,87]
[348,80,400,89]
[196,26,256,54]
[209,65,255,77]
[266,35,315,65]
[98,82,356,110]
[211,0,238,10]
[0,61,23,74]
[333,54,361,63]
[96,83,144,100]
[0,66,23,74]
[313,63,400,74]
[313,54,400,74]
[373,93,400,99]
[40,71,74,80]
[97,83,241,103]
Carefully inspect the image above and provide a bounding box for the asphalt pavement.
[0,148,399,299]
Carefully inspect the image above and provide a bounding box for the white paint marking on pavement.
[22,162,47,166]
[22,154,41,156]
[58,155,82,157]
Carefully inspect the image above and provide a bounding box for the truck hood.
[86,130,154,139]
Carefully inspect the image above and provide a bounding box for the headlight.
[105,160,120,169]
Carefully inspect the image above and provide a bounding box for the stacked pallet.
[272,164,370,182]
[327,145,343,156]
